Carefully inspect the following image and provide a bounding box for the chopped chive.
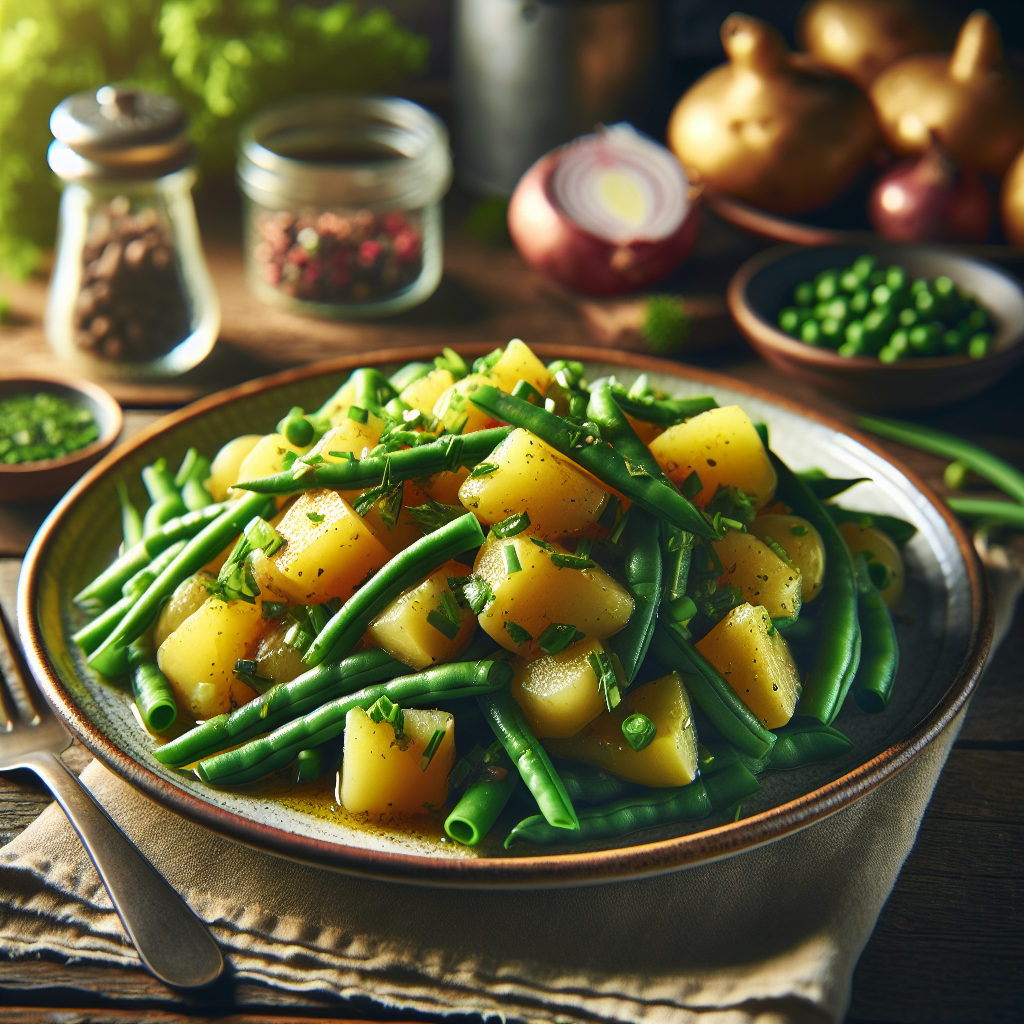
[367,694,404,739]
[327,450,355,461]
[536,622,583,655]
[761,535,794,569]
[306,512,326,523]
[550,552,596,570]
[348,405,368,424]
[502,544,522,575]
[469,461,499,479]
[503,620,533,646]
[491,512,531,537]
[420,727,446,771]
[426,610,461,641]
[621,712,657,751]
[790,524,809,536]
[529,536,555,551]
[574,537,593,560]
[449,573,496,615]
[589,649,621,711]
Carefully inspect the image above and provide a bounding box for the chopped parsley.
[503,620,533,646]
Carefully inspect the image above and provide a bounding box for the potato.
[234,433,312,496]
[156,597,262,720]
[154,572,215,649]
[511,637,611,738]
[695,603,800,729]
[400,368,455,415]
[485,338,553,396]
[474,534,634,655]
[340,707,455,817]
[206,435,262,501]
[317,376,359,425]
[713,529,802,621]
[340,481,430,556]
[625,413,663,447]
[458,428,609,541]
[649,405,776,510]
[749,514,824,603]
[250,489,391,604]
[367,561,476,670]
[425,465,470,505]
[251,619,307,687]
[545,671,698,787]
[433,374,500,435]
[308,417,383,463]
[839,522,904,608]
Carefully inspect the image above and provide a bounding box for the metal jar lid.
[48,85,193,181]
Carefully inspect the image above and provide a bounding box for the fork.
[0,602,223,988]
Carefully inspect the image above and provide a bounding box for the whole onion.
[507,124,700,297]
[868,134,993,242]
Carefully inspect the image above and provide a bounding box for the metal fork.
[0,602,223,988]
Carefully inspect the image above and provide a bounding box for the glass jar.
[236,95,452,319]
[45,86,220,379]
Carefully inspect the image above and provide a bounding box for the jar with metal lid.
[46,86,219,378]
[237,95,452,318]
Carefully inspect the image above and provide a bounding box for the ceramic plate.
[18,345,990,887]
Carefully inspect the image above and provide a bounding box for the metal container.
[454,0,660,195]
[46,86,220,379]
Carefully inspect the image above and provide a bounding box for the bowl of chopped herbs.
[0,378,121,501]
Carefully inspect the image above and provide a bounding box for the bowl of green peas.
[728,244,1024,409]
[0,377,122,501]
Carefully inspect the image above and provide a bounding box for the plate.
[17,345,991,887]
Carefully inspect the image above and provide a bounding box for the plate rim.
[17,343,993,888]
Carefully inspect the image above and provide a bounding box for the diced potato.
[202,502,292,577]
[649,405,777,510]
[433,374,500,435]
[474,534,634,655]
[545,671,699,787]
[511,636,610,738]
[317,376,359,425]
[749,514,824,603]
[695,603,800,729]
[251,618,307,687]
[458,428,609,541]
[156,597,262,720]
[206,435,262,502]
[838,522,904,608]
[485,338,553,396]
[308,417,384,463]
[714,529,802,621]
[340,707,455,817]
[234,433,312,495]
[340,481,429,556]
[400,368,455,415]
[154,572,215,649]
[367,561,476,670]
[250,489,391,604]
[425,466,470,505]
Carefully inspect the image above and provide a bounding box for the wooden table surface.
[0,200,1021,1023]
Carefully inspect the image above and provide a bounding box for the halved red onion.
[508,124,701,297]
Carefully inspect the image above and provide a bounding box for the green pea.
[801,319,821,344]
[815,272,839,301]
[838,339,864,358]
[778,307,802,333]
[820,317,844,344]
[849,289,871,315]
[908,323,939,355]
[941,328,965,354]
[910,278,929,294]
[845,320,865,346]
[889,287,913,311]
[898,307,918,328]
[794,282,815,307]
[967,308,989,330]
[839,269,861,292]
[282,415,314,448]
[933,276,955,299]
[852,254,876,280]
[813,301,833,320]
[824,298,848,320]
[914,290,936,315]
[878,345,901,363]
[863,308,892,333]
[868,268,886,287]
[885,266,907,291]
[888,329,910,355]
[968,332,992,359]
[871,284,892,307]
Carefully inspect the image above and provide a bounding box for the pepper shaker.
[45,86,219,379]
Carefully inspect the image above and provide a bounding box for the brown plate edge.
[17,343,993,888]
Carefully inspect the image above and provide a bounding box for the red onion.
[507,124,701,297]
[868,134,993,242]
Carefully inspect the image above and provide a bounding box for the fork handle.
[21,750,223,989]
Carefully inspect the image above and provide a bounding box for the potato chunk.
[749,514,824,603]
[485,339,553,396]
[696,603,799,729]
[400,368,455,415]
[308,417,383,463]
[367,561,476,670]
[250,489,391,604]
[713,529,802,621]
[154,572,215,649]
[511,637,610,738]
[425,466,470,505]
[649,405,776,510]
[545,671,698,787]
[458,429,609,541]
[838,521,905,608]
[206,435,262,501]
[156,597,262,720]
[433,374,499,435]
[234,433,312,496]
[340,707,455,817]
[252,618,307,687]
[474,534,634,655]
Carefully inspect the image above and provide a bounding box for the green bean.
[88,491,275,680]
[181,471,214,512]
[610,391,717,427]
[236,427,513,496]
[945,498,1024,529]
[771,453,860,725]
[758,722,854,770]
[651,621,776,759]
[469,385,715,539]
[505,759,758,846]
[798,471,869,500]
[477,686,579,831]
[127,640,177,734]
[74,501,229,609]
[303,513,486,668]
[389,361,434,391]
[859,416,1024,505]
[444,746,518,846]
[116,481,142,549]
[553,761,635,804]
[295,748,322,782]
[852,556,899,713]
[823,506,917,546]
[349,367,398,415]
[71,540,188,654]
[197,660,513,786]
[173,448,199,488]
[661,523,692,607]
[154,649,404,767]
[141,459,187,537]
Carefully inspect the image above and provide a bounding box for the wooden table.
[0,200,1021,1022]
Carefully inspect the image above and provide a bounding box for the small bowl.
[0,377,122,502]
[728,243,1024,410]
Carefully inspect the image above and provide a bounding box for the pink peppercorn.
[358,240,382,266]
[392,229,421,263]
